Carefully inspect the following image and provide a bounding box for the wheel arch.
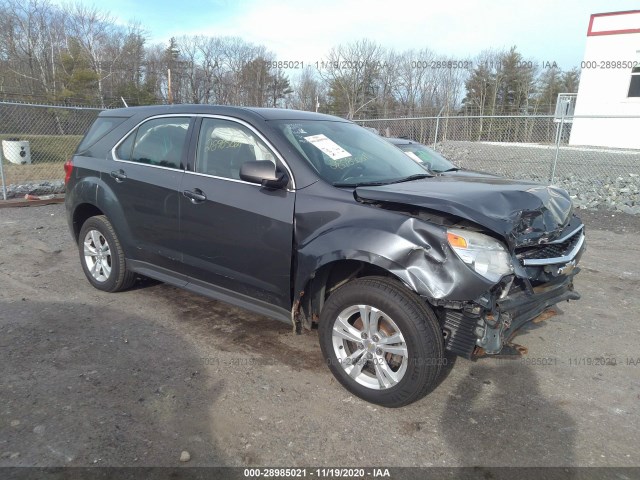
[71,203,104,241]
[68,176,134,258]
[295,257,420,331]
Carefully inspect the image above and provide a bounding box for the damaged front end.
[440,218,585,358]
[352,177,586,359]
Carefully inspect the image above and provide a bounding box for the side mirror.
[240,161,288,189]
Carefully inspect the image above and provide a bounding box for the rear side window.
[77,117,127,152]
[115,117,190,169]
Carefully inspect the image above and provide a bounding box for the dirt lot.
[0,204,639,468]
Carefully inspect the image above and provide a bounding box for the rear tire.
[319,276,444,407]
[78,215,136,292]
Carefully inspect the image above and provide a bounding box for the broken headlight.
[447,228,513,283]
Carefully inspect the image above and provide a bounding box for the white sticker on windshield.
[404,151,423,164]
[304,134,351,160]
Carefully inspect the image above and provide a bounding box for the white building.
[569,10,640,149]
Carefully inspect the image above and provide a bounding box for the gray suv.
[65,105,585,407]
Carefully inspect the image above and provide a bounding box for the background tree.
[320,39,384,119]
[288,67,325,111]
[0,4,580,115]
[0,0,64,101]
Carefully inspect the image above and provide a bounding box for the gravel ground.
[437,141,640,214]
[0,204,639,468]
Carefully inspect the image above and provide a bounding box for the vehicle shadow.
[440,359,576,468]
[146,283,327,373]
[431,352,458,392]
[0,300,227,467]
[126,275,163,291]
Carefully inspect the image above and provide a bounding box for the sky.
[61,0,640,69]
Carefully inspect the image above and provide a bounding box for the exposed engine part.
[477,312,513,354]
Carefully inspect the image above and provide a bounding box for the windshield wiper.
[386,173,433,184]
[333,180,390,187]
[333,173,433,188]
[436,167,459,173]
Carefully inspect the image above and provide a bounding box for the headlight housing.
[447,228,513,283]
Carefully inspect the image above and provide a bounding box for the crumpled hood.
[355,175,573,247]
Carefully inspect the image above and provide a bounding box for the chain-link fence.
[0,102,101,199]
[359,114,640,213]
[1,103,639,213]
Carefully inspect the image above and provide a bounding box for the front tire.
[319,277,444,407]
[78,215,136,292]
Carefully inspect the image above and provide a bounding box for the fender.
[292,189,495,304]
[66,172,135,259]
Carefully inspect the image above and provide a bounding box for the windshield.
[396,144,457,173]
[272,120,430,186]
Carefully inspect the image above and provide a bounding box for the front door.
[179,117,295,311]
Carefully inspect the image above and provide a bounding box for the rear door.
[106,115,193,274]
[179,116,295,311]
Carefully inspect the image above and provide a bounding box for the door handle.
[110,170,127,182]
[183,188,207,203]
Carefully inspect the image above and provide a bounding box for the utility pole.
[167,68,173,104]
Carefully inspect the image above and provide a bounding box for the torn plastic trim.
[440,264,581,358]
[472,273,579,355]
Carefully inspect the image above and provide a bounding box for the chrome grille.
[516,227,584,266]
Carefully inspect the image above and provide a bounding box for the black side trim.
[128,260,188,287]
[127,259,292,326]
[186,278,291,325]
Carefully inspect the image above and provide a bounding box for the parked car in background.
[386,137,498,178]
[385,137,459,173]
[65,106,584,407]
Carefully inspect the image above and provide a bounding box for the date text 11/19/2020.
[244,468,391,478]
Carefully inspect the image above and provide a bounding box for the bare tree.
[177,35,205,103]
[0,4,579,117]
[0,0,65,100]
[319,39,385,119]
[393,48,439,116]
[289,67,325,111]
[63,3,120,106]
[196,36,223,104]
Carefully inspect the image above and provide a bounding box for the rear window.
[76,117,127,152]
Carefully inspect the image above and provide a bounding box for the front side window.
[195,118,276,180]
[116,117,190,169]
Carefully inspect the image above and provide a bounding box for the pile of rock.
[556,174,640,215]
[2,180,65,199]
[435,142,640,215]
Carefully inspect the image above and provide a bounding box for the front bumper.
[442,224,584,360]
[499,274,580,344]
[441,273,581,358]
[442,274,581,358]
[451,219,585,357]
